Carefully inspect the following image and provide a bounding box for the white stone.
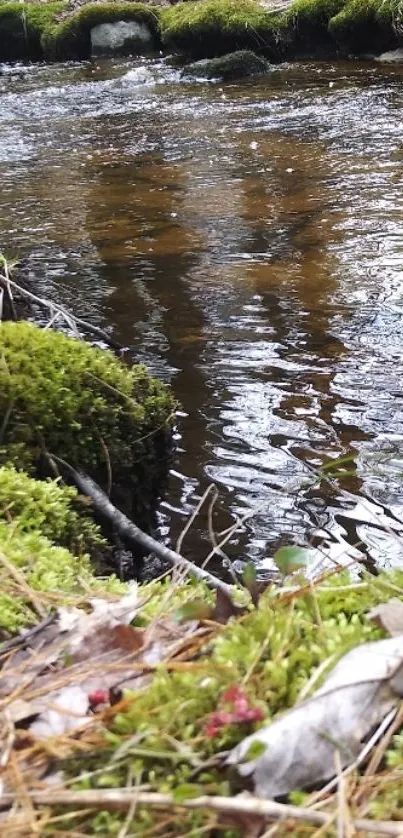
[375,47,403,63]
[90,21,153,55]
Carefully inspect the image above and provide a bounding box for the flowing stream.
[1,55,403,574]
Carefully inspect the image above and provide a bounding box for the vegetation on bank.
[0,517,124,633]
[0,1,160,61]
[162,0,285,59]
[0,464,104,555]
[3,557,403,833]
[0,321,175,529]
[48,2,161,60]
[0,0,401,62]
[0,324,402,832]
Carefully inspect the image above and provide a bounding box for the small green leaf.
[242,562,257,591]
[245,740,267,761]
[172,783,202,802]
[174,600,213,623]
[273,546,309,577]
[320,454,355,472]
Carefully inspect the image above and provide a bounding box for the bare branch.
[1,789,403,836]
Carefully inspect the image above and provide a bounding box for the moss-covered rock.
[161,0,402,61]
[47,2,161,60]
[0,1,63,61]
[161,0,285,59]
[0,322,175,530]
[284,0,345,53]
[182,49,270,80]
[0,465,104,556]
[328,0,403,54]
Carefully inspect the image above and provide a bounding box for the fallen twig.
[1,789,403,835]
[48,455,233,597]
[0,270,125,354]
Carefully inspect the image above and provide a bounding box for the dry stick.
[0,271,124,353]
[175,484,216,555]
[1,790,403,836]
[308,708,398,808]
[48,456,233,597]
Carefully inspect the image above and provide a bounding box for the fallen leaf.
[29,686,90,739]
[227,635,403,798]
[368,598,403,637]
[1,586,203,736]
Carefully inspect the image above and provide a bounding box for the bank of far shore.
[0,0,402,65]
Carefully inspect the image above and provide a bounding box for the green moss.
[52,570,403,835]
[0,322,175,529]
[0,2,63,61]
[0,465,104,556]
[161,0,284,59]
[0,520,125,633]
[329,0,402,52]
[47,2,161,60]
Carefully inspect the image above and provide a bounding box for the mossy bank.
[15,569,403,835]
[1,0,402,63]
[0,322,175,534]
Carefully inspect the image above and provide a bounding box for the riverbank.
[0,0,402,63]
[2,532,403,835]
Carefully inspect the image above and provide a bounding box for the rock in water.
[182,50,270,81]
[90,21,154,56]
[375,47,403,63]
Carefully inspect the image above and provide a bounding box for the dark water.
[1,56,403,575]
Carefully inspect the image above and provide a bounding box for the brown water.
[1,56,403,575]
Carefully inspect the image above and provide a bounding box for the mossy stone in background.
[47,2,161,59]
[0,322,175,531]
[0,1,63,61]
[329,0,403,53]
[161,0,284,60]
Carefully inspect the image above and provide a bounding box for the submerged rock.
[90,20,155,55]
[182,50,270,81]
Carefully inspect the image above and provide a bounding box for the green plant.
[0,520,125,633]
[53,568,403,835]
[0,2,63,60]
[0,322,175,527]
[0,465,104,556]
[161,0,284,58]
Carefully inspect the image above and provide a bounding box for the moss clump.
[161,0,284,59]
[53,570,403,835]
[0,1,63,61]
[0,465,104,556]
[0,322,175,529]
[182,49,270,80]
[47,2,161,60]
[329,0,403,53]
[285,0,345,51]
[0,520,125,634]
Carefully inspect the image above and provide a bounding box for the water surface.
[1,56,403,573]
